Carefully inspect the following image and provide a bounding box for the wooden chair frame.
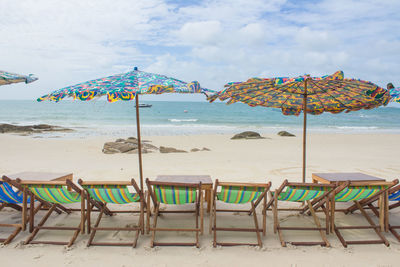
[323,180,398,247]
[210,180,270,247]
[78,179,145,247]
[146,178,203,248]
[345,182,400,242]
[266,180,337,247]
[19,179,87,247]
[0,176,63,244]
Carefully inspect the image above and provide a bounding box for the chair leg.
[330,198,335,233]
[87,193,91,234]
[213,198,217,247]
[355,201,389,246]
[368,203,400,242]
[334,201,390,247]
[133,204,142,248]
[139,199,145,235]
[307,200,330,247]
[25,204,56,244]
[195,199,200,248]
[209,190,214,235]
[200,189,204,235]
[81,193,85,234]
[68,226,82,247]
[251,202,262,247]
[29,194,35,233]
[150,204,160,248]
[262,195,267,236]
[87,206,105,247]
[272,197,278,234]
[22,188,27,231]
[146,191,151,234]
[0,224,22,245]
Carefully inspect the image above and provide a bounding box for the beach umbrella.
[1,70,38,86]
[388,83,400,103]
[37,67,213,190]
[209,70,390,182]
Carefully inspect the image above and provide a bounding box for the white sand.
[1,133,400,266]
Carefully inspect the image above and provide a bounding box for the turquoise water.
[1,100,400,136]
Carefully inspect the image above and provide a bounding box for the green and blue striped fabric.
[27,184,80,204]
[154,185,197,205]
[0,181,24,204]
[82,184,140,204]
[277,186,330,202]
[335,186,386,202]
[217,186,264,204]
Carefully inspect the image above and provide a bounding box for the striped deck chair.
[78,179,144,247]
[1,176,63,235]
[146,178,203,248]
[328,180,398,247]
[210,180,270,247]
[384,184,400,240]
[0,178,27,244]
[20,179,86,247]
[336,181,400,243]
[266,180,337,247]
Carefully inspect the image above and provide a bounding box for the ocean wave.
[328,126,379,130]
[168,118,198,122]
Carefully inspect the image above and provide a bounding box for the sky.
[1,0,399,101]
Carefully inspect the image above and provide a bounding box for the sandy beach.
[1,132,400,267]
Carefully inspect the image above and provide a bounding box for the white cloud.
[0,0,399,101]
[177,21,222,45]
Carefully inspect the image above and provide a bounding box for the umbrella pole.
[302,79,308,183]
[135,95,144,192]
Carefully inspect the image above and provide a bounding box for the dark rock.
[190,148,200,152]
[102,138,158,154]
[143,143,158,150]
[103,142,135,154]
[159,146,187,153]
[202,147,211,151]
[277,131,295,137]
[0,123,73,134]
[231,131,265,140]
[125,138,138,144]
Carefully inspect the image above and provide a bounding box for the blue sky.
[0,0,399,101]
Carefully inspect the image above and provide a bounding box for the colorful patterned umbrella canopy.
[38,67,213,102]
[209,71,390,114]
[209,70,390,182]
[390,87,400,103]
[0,70,38,86]
[38,67,213,190]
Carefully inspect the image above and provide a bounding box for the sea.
[1,100,400,137]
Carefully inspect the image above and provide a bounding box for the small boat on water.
[135,104,152,108]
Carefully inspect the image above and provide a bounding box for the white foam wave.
[168,119,198,122]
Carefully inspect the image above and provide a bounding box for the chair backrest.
[389,190,400,201]
[79,180,141,204]
[0,181,24,204]
[278,185,333,202]
[275,181,336,202]
[388,185,400,201]
[146,179,200,205]
[335,185,388,202]
[216,182,269,204]
[24,183,80,204]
